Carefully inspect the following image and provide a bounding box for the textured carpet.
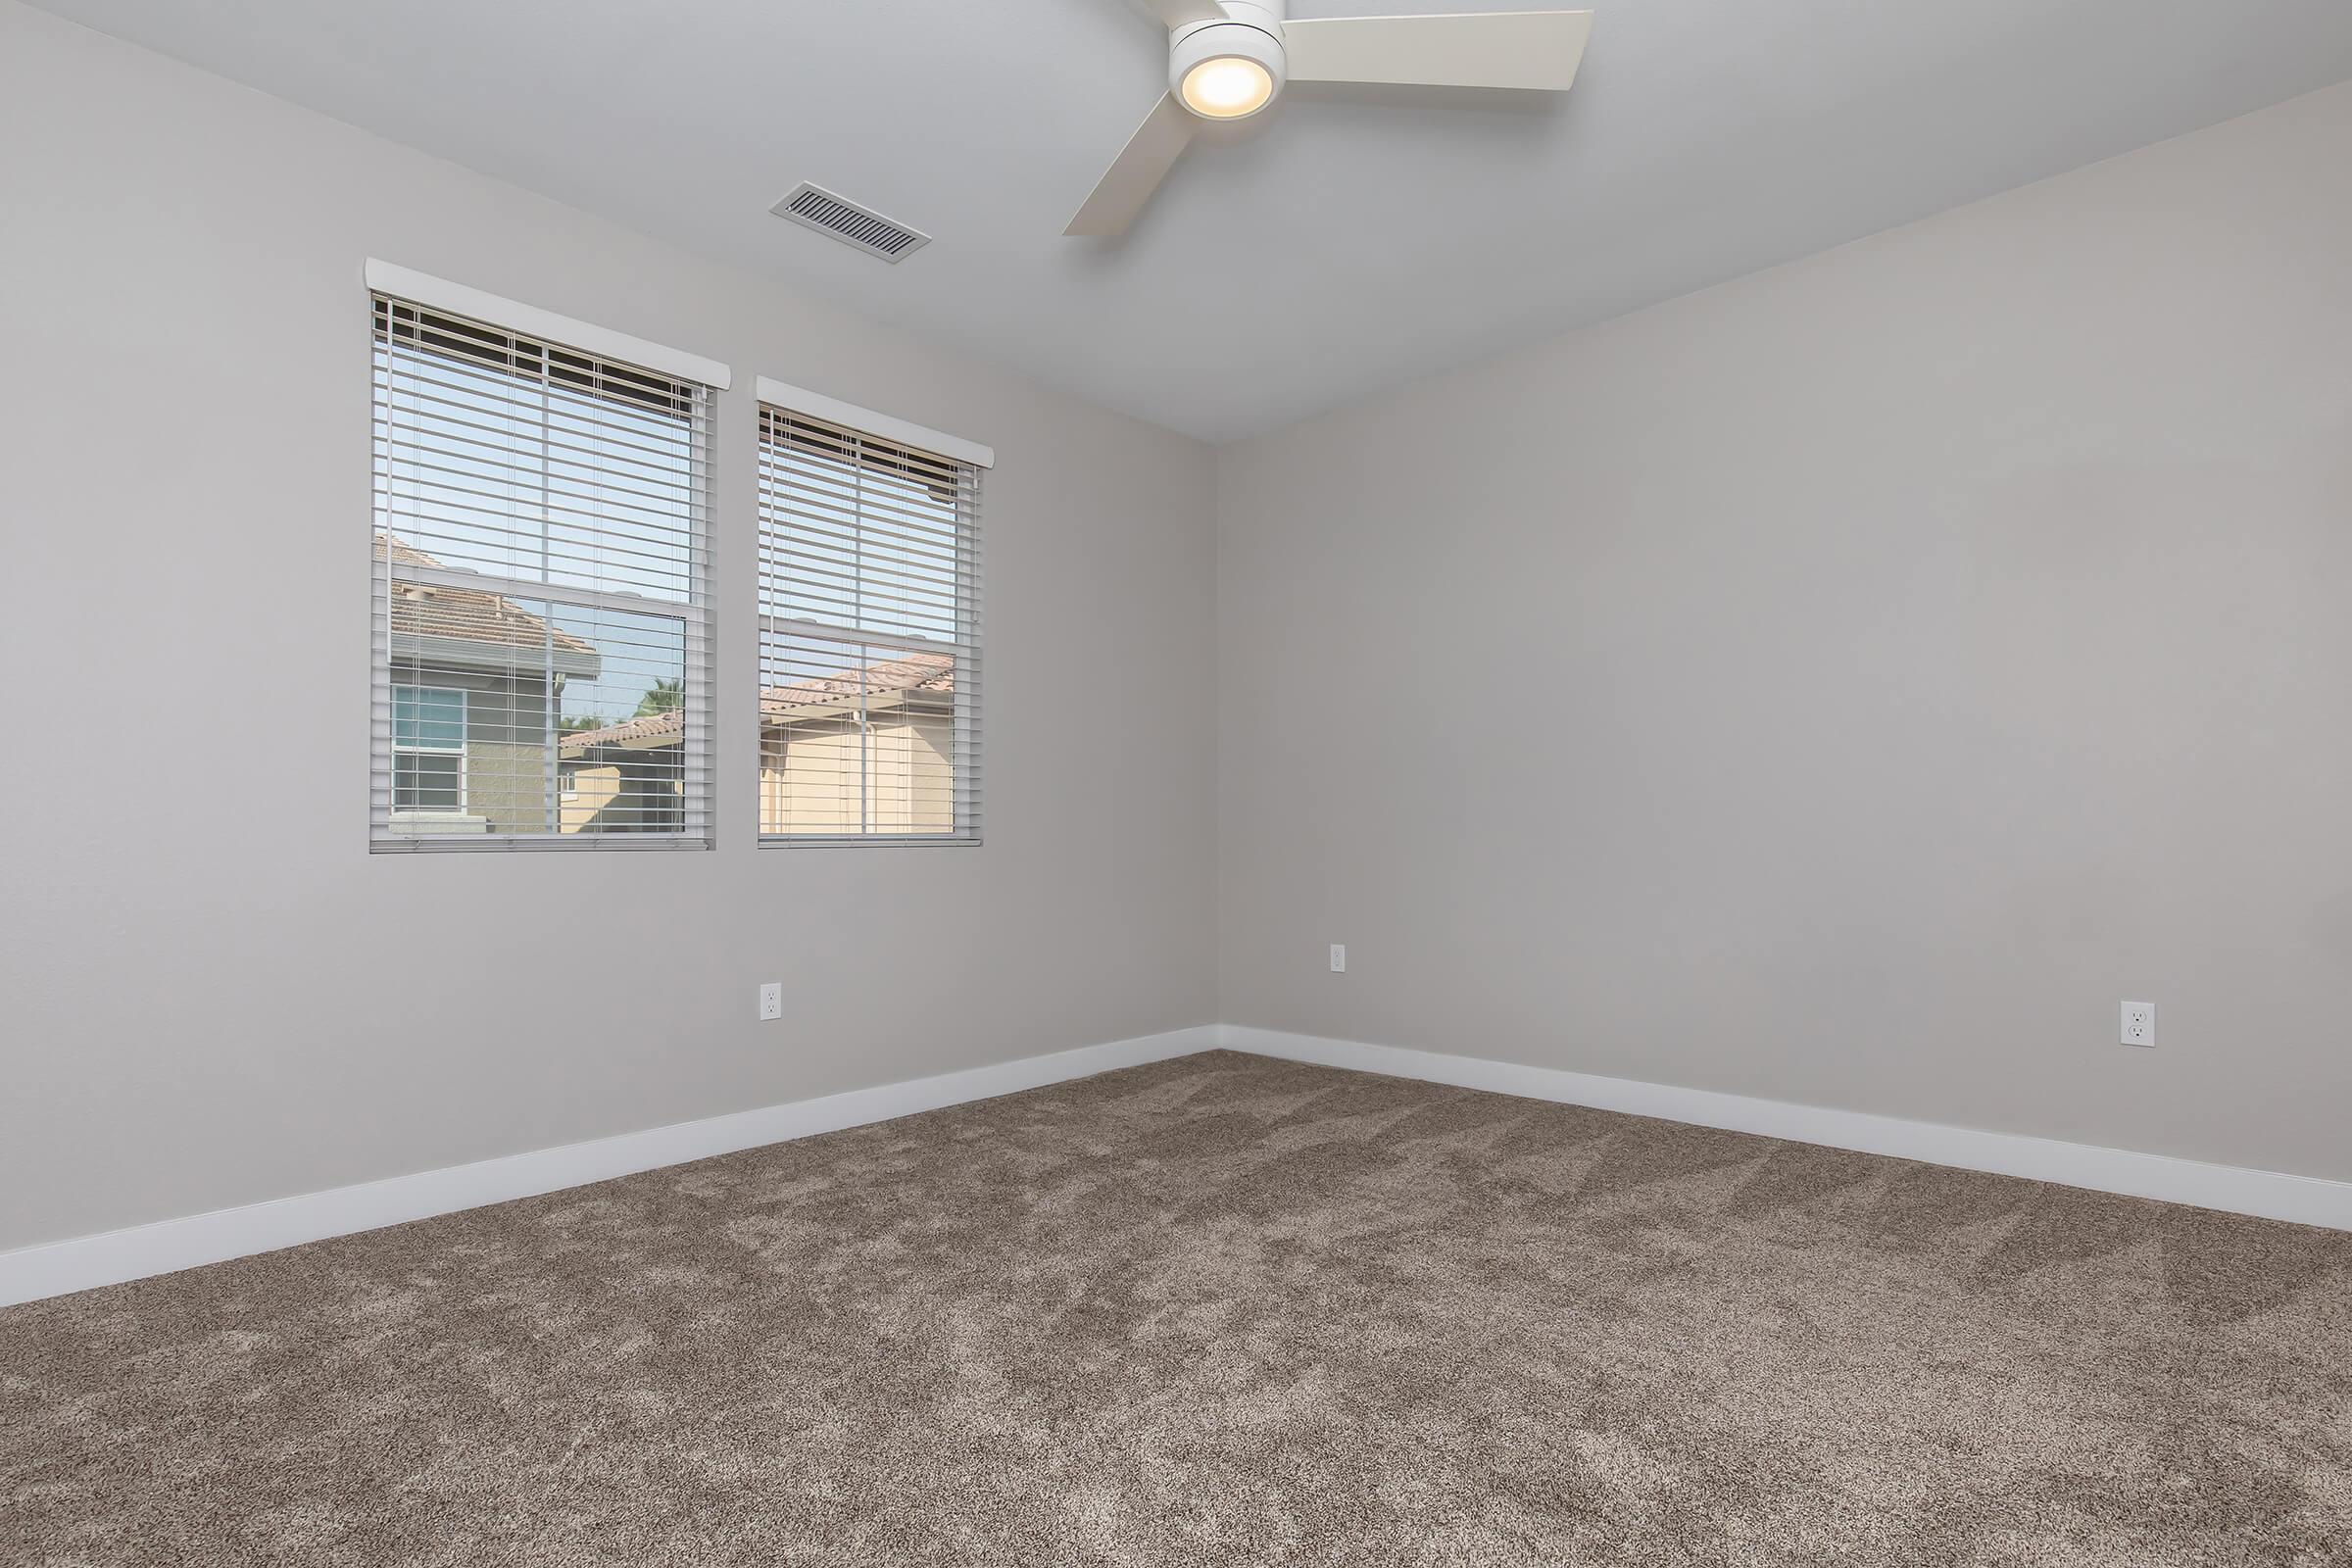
[4,1050,2349,1567]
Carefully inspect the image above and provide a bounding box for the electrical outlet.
[1329,944,1347,973]
[2121,1001,2155,1048]
[759,982,783,1022]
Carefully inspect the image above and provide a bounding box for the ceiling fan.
[1066,2,1594,237]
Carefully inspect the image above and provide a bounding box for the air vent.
[769,182,931,263]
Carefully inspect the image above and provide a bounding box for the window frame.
[368,266,728,854]
[391,684,469,815]
[754,377,991,849]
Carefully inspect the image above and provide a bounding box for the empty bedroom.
[2,0,2348,1562]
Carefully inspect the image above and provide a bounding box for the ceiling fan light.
[1168,17,1287,122]
[1181,56,1275,119]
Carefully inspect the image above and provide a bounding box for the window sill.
[372,831,713,854]
[760,834,981,850]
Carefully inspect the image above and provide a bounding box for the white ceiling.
[29,0,2352,441]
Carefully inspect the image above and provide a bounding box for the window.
[756,382,987,844]
[370,275,719,850]
[392,686,466,813]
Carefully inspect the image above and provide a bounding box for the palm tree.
[634,678,683,717]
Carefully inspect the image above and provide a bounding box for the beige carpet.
[4,1050,2348,1566]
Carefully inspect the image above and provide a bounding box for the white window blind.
[756,402,984,844]
[371,293,716,850]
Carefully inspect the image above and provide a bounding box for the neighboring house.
[559,651,956,837]
[380,535,602,837]
[551,703,692,836]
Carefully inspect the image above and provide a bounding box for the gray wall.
[7,2,2349,1256]
[1217,81,2352,1183]
[0,4,1218,1250]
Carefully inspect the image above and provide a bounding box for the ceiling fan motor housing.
[1170,3,1289,119]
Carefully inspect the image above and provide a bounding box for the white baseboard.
[11,1019,2343,1310]
[0,1026,1218,1309]
[1221,1026,2352,1233]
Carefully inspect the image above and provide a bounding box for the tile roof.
[558,652,954,755]
[558,708,687,753]
[761,651,956,715]
[381,535,598,659]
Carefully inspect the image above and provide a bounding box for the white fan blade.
[1282,10,1593,91]
[1065,93,1199,237]
[1138,0,1227,27]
